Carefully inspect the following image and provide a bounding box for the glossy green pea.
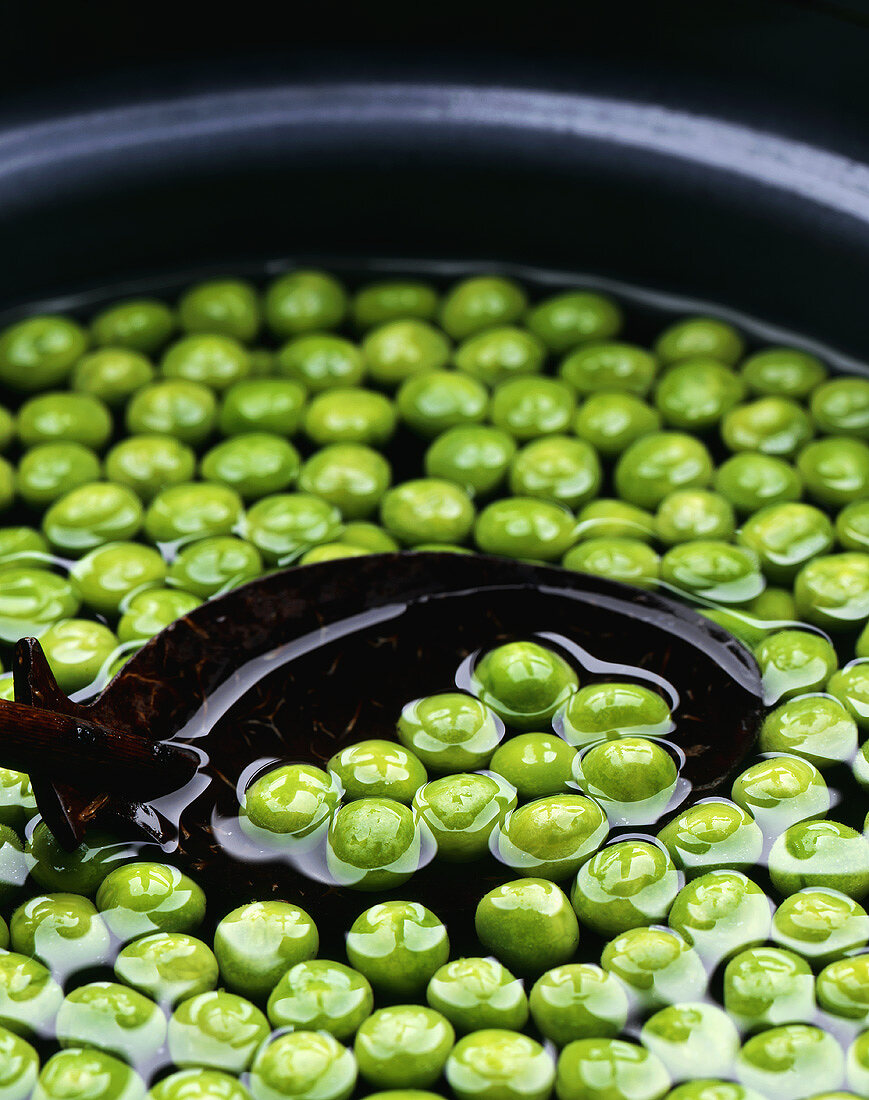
[722,945,816,1033]
[657,799,763,878]
[115,931,218,1007]
[759,694,858,768]
[561,342,657,397]
[276,334,365,392]
[250,1031,356,1100]
[576,737,676,826]
[56,980,166,1065]
[837,500,869,552]
[848,1032,869,1098]
[740,347,827,398]
[722,396,813,457]
[213,900,319,1001]
[424,425,516,498]
[26,824,132,897]
[453,326,545,387]
[715,453,803,514]
[811,377,869,437]
[162,334,251,392]
[0,826,27,909]
[641,1004,740,1084]
[219,379,307,437]
[0,1024,38,1100]
[242,763,340,839]
[178,279,260,342]
[529,963,627,1047]
[10,893,111,978]
[264,270,347,337]
[571,839,679,936]
[828,660,869,731]
[397,369,488,438]
[816,954,869,1020]
[341,522,400,553]
[200,433,301,500]
[731,754,830,835]
[557,1038,671,1100]
[71,541,167,616]
[797,436,869,506]
[104,434,197,502]
[96,861,206,942]
[72,348,155,406]
[345,902,449,997]
[654,357,744,429]
[563,537,661,589]
[471,641,578,730]
[416,772,515,861]
[267,959,373,1038]
[448,1029,555,1100]
[508,436,601,509]
[35,1049,143,1100]
[168,990,269,1074]
[614,432,714,510]
[0,951,62,1037]
[573,392,661,457]
[16,442,102,508]
[0,315,89,392]
[299,444,391,519]
[660,539,764,604]
[755,629,838,702]
[117,588,202,643]
[244,492,344,564]
[0,770,35,833]
[91,298,175,355]
[168,537,262,598]
[17,392,112,450]
[655,317,743,367]
[352,280,439,329]
[575,498,656,542]
[526,291,622,352]
[738,502,835,582]
[490,377,576,440]
[355,1005,454,1090]
[600,925,706,1011]
[380,478,474,546]
[427,957,528,1034]
[654,489,735,545]
[440,276,527,340]
[362,320,451,387]
[475,497,577,560]
[39,619,119,693]
[497,794,608,880]
[144,481,244,545]
[736,1024,844,1100]
[702,587,797,649]
[126,379,217,445]
[0,567,80,644]
[475,879,579,976]
[771,887,869,966]
[668,870,772,967]
[299,542,369,563]
[150,1068,251,1100]
[489,732,577,799]
[329,739,426,804]
[397,693,503,772]
[327,799,422,891]
[794,552,869,631]
[558,682,671,747]
[304,387,397,446]
[769,819,869,899]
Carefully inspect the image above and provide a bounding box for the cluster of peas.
[0,270,867,700]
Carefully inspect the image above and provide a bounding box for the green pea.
[563,537,661,589]
[657,799,763,878]
[71,541,168,616]
[759,694,858,769]
[574,392,662,457]
[219,379,307,437]
[558,682,671,747]
[571,839,679,936]
[150,1069,251,1100]
[475,497,577,560]
[471,641,578,730]
[794,552,869,631]
[39,619,119,693]
[115,931,218,1007]
[529,963,627,1047]
[497,794,608,880]
[299,542,369,564]
[327,799,422,891]
[144,482,244,545]
[654,358,745,429]
[72,348,155,406]
[614,432,713,510]
[352,280,439,329]
[200,433,301,500]
[424,425,516,497]
[837,500,869,552]
[0,950,62,1038]
[168,536,262,598]
[508,436,601,509]
[413,773,513,861]
[16,442,102,508]
[490,377,577,440]
[560,342,657,398]
[362,320,451,387]
[355,1005,454,1090]
[17,392,112,450]
[213,900,318,1001]
[737,502,835,582]
[345,901,449,997]
[91,298,175,355]
[276,334,365,392]
[654,489,735,545]
[526,291,623,352]
[575,499,656,542]
[427,957,528,1035]
[755,629,838,702]
[641,1003,740,1083]
[715,453,803,514]
[304,387,397,447]
[600,926,706,1012]
[668,870,772,967]
[35,1049,143,1100]
[341,523,400,553]
[575,737,676,826]
[740,347,827,399]
[178,279,261,342]
[161,333,251,392]
[721,944,816,1033]
[0,567,80,644]
[267,959,373,1039]
[655,317,744,367]
[10,893,111,978]
[0,826,27,909]
[489,732,577,799]
[816,954,869,1020]
[556,1038,671,1100]
[828,660,869,731]
[0,315,89,392]
[250,1031,356,1100]
[168,990,269,1073]
[440,276,527,340]
[117,587,202,644]
[126,380,217,446]
[811,377,869,438]
[0,1024,38,1100]
[56,979,166,1065]
[104,434,197,501]
[380,478,474,546]
[731,754,830,835]
[735,1024,844,1100]
[241,763,340,840]
[475,878,579,976]
[453,326,545,387]
[660,540,764,604]
[299,444,391,519]
[771,887,869,966]
[0,770,35,833]
[397,692,503,772]
[848,1031,869,1098]
[448,1030,555,1100]
[264,270,347,337]
[768,819,869,900]
[722,396,813,457]
[329,739,426,804]
[797,436,869,506]
[0,677,12,703]
[244,492,343,564]
[397,369,488,438]
[26,824,132,896]
[96,861,206,942]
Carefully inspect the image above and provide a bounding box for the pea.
[150,1069,251,1100]
[837,499,869,552]
[508,436,601,509]
[859,620,869,658]
[264,270,347,337]
[380,478,474,546]
[0,827,27,909]
[439,276,526,339]
[574,392,662,457]
[126,379,217,445]
[660,539,764,604]
[759,694,858,769]
[556,1038,670,1100]
[740,346,827,398]
[0,528,48,572]
[115,931,218,1008]
[16,442,102,508]
[219,379,307,437]
[71,348,155,406]
[168,990,269,1074]
[655,317,744,367]
[827,660,869,730]
[329,739,427,804]
[104,434,197,501]
[454,326,545,387]
[810,376,869,437]
[161,333,251,393]
[91,298,175,355]
[564,536,661,589]
[277,334,365,392]
[573,737,677,826]
[200,433,301,500]
[355,1005,454,1090]
[0,769,36,833]
[397,693,503,772]
[600,926,706,1012]
[117,588,202,644]
[497,794,608,880]
[0,678,12,703]
[731,755,830,835]
[558,682,671,747]
[735,1025,844,1100]
[299,542,369,564]
[39,619,119,693]
[0,567,80,644]
[654,489,734,545]
[362,320,450,387]
[797,436,869,506]
[738,502,835,582]
[71,541,167,616]
[641,1004,740,1084]
[816,954,869,1020]
[754,629,838,702]
[654,358,744,429]
[397,369,489,438]
[715,453,803,514]
[34,1049,143,1100]
[571,839,679,936]
[668,870,772,967]
[144,482,244,545]
[267,959,373,1039]
[448,1029,554,1100]
[304,387,397,446]
[55,979,166,1066]
[17,392,113,451]
[10,893,111,979]
[529,963,627,1047]
[614,432,713,510]
[471,641,578,730]
[427,957,528,1034]
[490,377,576,440]
[244,493,344,564]
[575,498,656,542]
[352,280,439,329]
[657,799,763,878]
[241,763,340,840]
[424,425,515,497]
[0,315,89,392]
[345,902,448,997]
[168,536,262,598]
[526,291,623,352]
[178,278,261,342]
[327,799,422,891]
[250,1031,356,1100]
[561,342,657,397]
[96,861,206,942]
[768,820,869,899]
[475,497,576,560]
[213,900,319,1001]
[794,552,869,631]
[0,1024,38,1100]
[489,732,577,800]
[475,879,579,976]
[341,522,400,553]
[771,887,869,966]
[722,396,813,456]
[26,825,132,896]
[848,1032,869,1097]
